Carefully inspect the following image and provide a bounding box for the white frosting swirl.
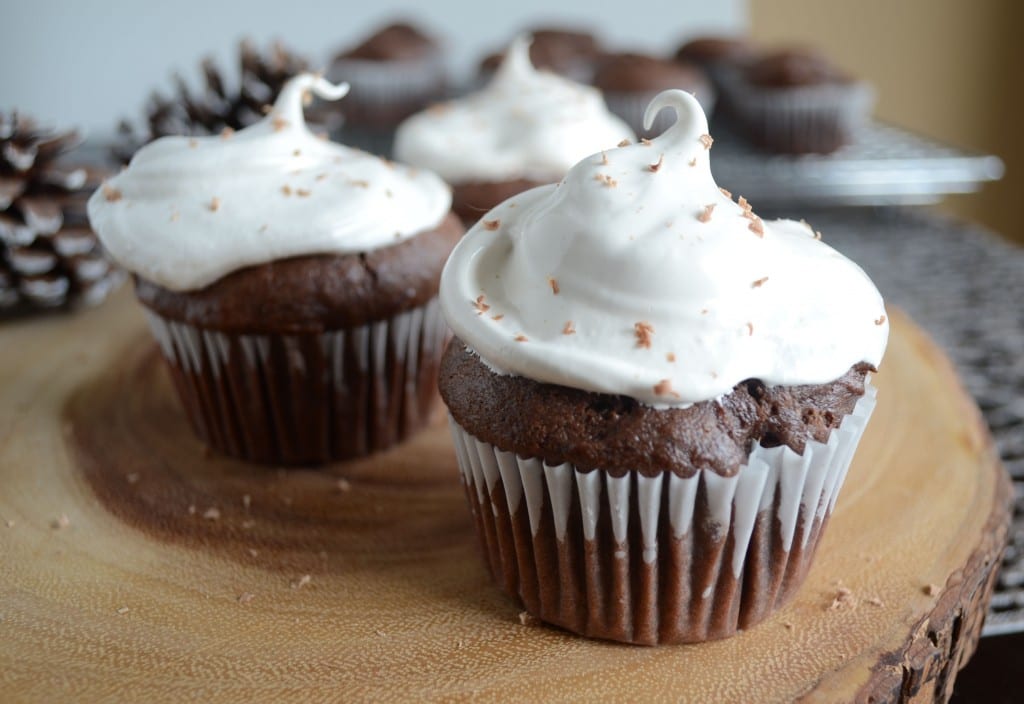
[393,37,635,184]
[440,90,888,407]
[88,74,452,291]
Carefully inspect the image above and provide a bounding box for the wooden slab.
[0,290,1011,703]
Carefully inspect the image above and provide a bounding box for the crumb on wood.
[238,592,256,605]
[827,585,857,610]
[518,610,539,626]
[291,574,312,590]
[203,507,221,521]
[335,478,352,492]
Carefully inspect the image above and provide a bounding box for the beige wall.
[750,0,1024,243]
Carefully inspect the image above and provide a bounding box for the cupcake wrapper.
[145,298,447,465]
[728,79,875,154]
[336,126,397,159]
[327,56,447,111]
[604,84,717,138]
[448,383,876,645]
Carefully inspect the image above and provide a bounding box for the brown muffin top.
[745,49,853,88]
[136,212,462,334]
[592,52,708,93]
[675,36,755,65]
[479,28,602,77]
[440,340,872,478]
[337,22,440,62]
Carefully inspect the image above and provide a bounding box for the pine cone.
[114,39,334,163]
[0,112,123,316]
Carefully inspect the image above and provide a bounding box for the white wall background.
[0,0,745,138]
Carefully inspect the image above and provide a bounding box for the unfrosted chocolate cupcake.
[395,37,633,224]
[88,74,462,465]
[327,21,447,155]
[674,35,755,119]
[478,28,602,84]
[592,52,714,136]
[732,49,874,154]
[437,90,888,645]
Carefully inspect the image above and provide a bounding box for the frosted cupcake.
[394,37,634,224]
[438,90,888,644]
[88,74,462,465]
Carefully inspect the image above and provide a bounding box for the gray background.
[0,0,743,136]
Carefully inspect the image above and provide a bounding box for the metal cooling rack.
[711,121,1004,207]
[790,206,1024,636]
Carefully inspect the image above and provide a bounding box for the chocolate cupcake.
[437,90,888,644]
[592,52,715,136]
[88,74,462,465]
[394,37,633,224]
[731,49,874,154]
[326,21,447,156]
[478,27,603,84]
[674,36,756,119]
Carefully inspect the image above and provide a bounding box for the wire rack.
[781,206,1024,637]
[711,120,1004,207]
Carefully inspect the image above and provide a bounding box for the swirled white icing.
[440,90,888,407]
[393,37,634,184]
[87,74,452,291]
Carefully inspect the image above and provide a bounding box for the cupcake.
[394,37,634,224]
[437,90,888,644]
[88,74,462,465]
[592,52,715,136]
[674,36,756,119]
[326,21,448,156]
[731,49,874,154]
[478,27,603,84]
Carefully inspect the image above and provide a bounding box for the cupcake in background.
[674,35,756,119]
[731,48,874,154]
[394,36,634,224]
[88,74,463,465]
[477,27,603,85]
[592,52,714,136]
[326,21,448,156]
[437,89,888,644]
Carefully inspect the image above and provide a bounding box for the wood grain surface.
[0,290,1011,703]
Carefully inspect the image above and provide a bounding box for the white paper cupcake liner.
[448,382,877,644]
[604,82,717,138]
[144,297,447,465]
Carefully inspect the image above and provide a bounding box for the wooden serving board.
[0,290,1011,703]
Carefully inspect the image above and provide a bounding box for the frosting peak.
[393,36,635,184]
[88,73,451,292]
[440,89,888,407]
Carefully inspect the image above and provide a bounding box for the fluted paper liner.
[604,83,717,138]
[448,383,877,645]
[145,298,447,465]
[721,67,875,153]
